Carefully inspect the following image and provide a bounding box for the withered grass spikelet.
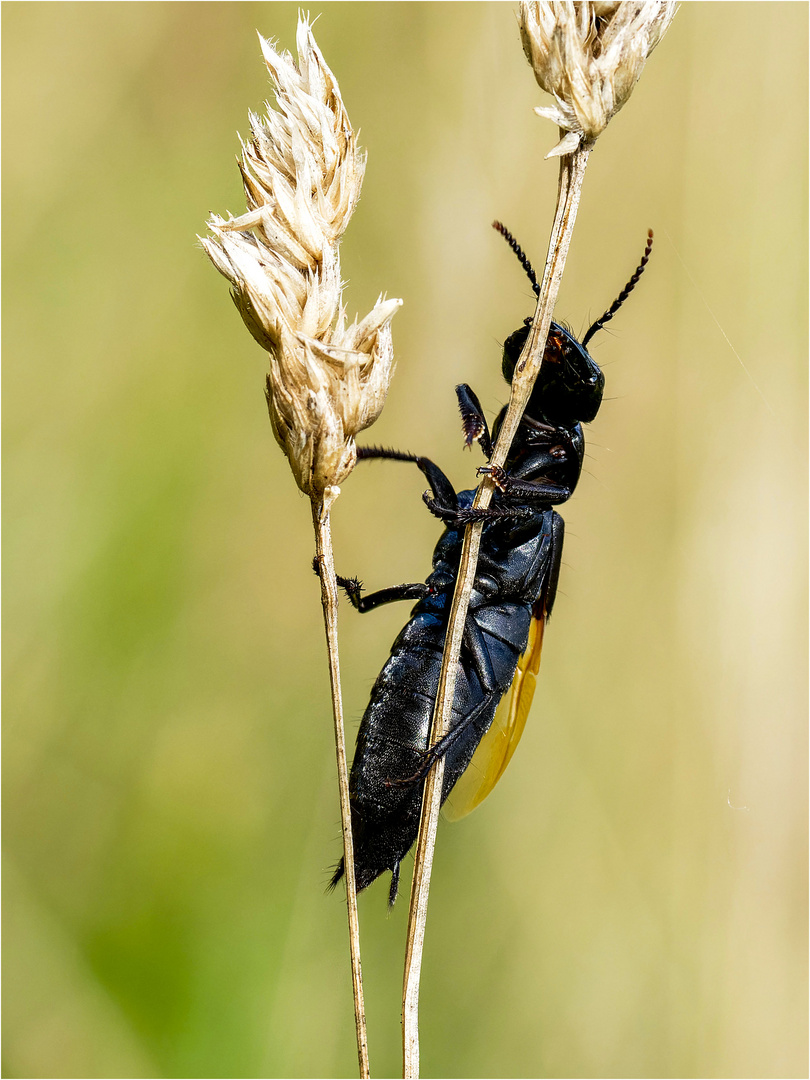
[519,0,677,156]
[201,18,401,497]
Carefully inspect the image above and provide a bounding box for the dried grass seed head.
[519,0,676,156]
[201,17,401,498]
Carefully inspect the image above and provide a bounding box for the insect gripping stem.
[401,145,591,1079]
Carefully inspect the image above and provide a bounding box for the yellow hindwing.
[443,615,545,822]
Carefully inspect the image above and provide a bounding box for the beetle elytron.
[325,223,653,905]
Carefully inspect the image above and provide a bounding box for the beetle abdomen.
[346,600,532,895]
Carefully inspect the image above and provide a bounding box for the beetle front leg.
[357,446,459,511]
[477,466,572,506]
[422,493,531,527]
[456,384,492,458]
[338,577,432,613]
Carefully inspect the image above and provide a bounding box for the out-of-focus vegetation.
[4,4,806,1078]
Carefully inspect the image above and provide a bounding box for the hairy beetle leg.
[358,445,459,511]
[422,492,530,526]
[455,384,492,458]
[335,574,364,606]
[388,862,401,907]
[328,854,401,908]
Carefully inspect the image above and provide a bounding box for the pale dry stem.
[202,22,384,1075]
[401,145,591,1080]
[312,490,370,1080]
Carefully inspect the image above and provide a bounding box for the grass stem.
[401,144,590,1080]
[312,491,370,1080]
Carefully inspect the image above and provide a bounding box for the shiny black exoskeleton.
[327,225,653,905]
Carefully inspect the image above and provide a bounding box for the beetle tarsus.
[456,383,492,457]
[335,574,364,606]
[327,858,344,892]
[388,863,400,907]
[477,464,509,491]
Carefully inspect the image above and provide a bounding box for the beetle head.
[493,222,653,428]
[502,319,604,425]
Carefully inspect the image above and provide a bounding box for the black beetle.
[327,223,653,905]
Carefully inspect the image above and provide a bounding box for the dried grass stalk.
[202,18,404,1078]
[402,4,674,1076]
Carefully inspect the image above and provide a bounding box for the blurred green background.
[4,3,807,1078]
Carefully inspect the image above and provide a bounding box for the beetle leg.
[395,618,527,786]
[340,578,431,613]
[519,416,558,440]
[536,511,565,620]
[455,384,492,458]
[415,620,509,771]
[462,619,497,692]
[477,465,571,506]
[388,861,401,908]
[422,493,531,526]
[331,853,401,908]
[312,559,432,611]
[357,446,458,510]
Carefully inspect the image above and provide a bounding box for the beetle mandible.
[324,223,653,905]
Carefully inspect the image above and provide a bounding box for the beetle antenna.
[492,221,540,297]
[583,229,654,348]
